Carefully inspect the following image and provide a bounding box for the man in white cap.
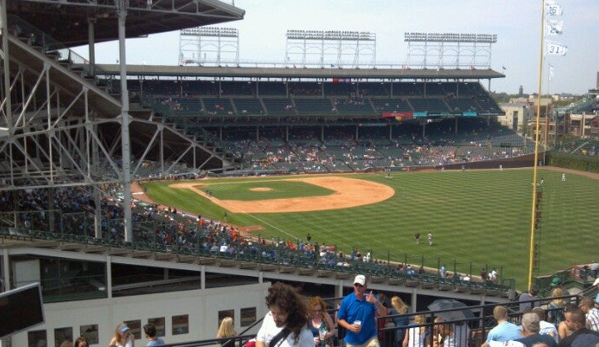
[337,274,387,347]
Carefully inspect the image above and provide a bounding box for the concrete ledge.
[317,270,334,278]
[370,276,386,284]
[239,262,258,270]
[219,259,238,267]
[132,250,152,258]
[177,255,197,264]
[335,272,352,280]
[405,280,420,287]
[388,278,405,285]
[108,248,130,256]
[298,268,316,276]
[155,253,176,261]
[259,264,277,272]
[198,257,217,265]
[279,266,297,274]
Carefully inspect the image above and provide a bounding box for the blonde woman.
[389,296,410,345]
[217,317,237,347]
[308,296,337,347]
[109,323,135,347]
[403,314,427,347]
[548,287,566,327]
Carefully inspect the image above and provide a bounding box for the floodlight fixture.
[181,27,239,38]
[286,29,375,41]
[405,32,496,43]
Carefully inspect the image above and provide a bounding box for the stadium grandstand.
[0,1,580,347]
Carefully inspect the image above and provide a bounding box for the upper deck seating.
[202,98,235,115]
[371,98,413,113]
[333,98,375,115]
[257,82,287,96]
[324,82,357,96]
[262,98,296,115]
[289,82,322,96]
[393,82,423,97]
[221,81,255,96]
[232,98,264,115]
[445,98,480,113]
[424,83,447,96]
[182,81,218,96]
[294,98,336,115]
[408,98,450,113]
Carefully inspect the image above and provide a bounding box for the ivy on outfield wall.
[546,151,599,173]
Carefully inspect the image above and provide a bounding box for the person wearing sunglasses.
[337,275,387,347]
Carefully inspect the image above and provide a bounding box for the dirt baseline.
[169,176,395,213]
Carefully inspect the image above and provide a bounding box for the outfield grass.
[142,168,599,290]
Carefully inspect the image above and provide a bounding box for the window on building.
[240,307,257,327]
[172,314,189,335]
[148,317,165,337]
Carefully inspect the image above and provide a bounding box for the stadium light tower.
[285,29,376,68]
[404,32,497,70]
[179,27,240,66]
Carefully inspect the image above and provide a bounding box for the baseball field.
[140,167,599,290]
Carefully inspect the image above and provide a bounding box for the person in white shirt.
[256,282,313,347]
[532,307,558,343]
[580,297,599,332]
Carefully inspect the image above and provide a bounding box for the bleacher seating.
[202,97,235,115]
[371,98,413,113]
[445,97,480,113]
[393,82,423,97]
[232,98,264,115]
[424,82,447,96]
[294,98,336,115]
[289,82,322,96]
[173,99,203,115]
[257,82,287,96]
[181,80,218,96]
[222,81,254,96]
[334,98,375,115]
[408,98,450,113]
[324,82,358,96]
[262,98,296,115]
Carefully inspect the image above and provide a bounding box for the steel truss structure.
[405,32,497,70]
[0,0,244,242]
[285,29,376,68]
[179,26,240,66]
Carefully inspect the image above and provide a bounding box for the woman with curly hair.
[256,282,313,347]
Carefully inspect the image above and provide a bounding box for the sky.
[73,0,599,95]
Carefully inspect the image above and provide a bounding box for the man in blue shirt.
[144,323,165,346]
[485,305,521,343]
[337,275,387,347]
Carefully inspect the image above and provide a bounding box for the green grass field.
[142,168,599,290]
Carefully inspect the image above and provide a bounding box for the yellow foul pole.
[528,0,546,289]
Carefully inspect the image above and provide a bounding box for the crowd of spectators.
[214,122,533,175]
[0,182,507,294]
